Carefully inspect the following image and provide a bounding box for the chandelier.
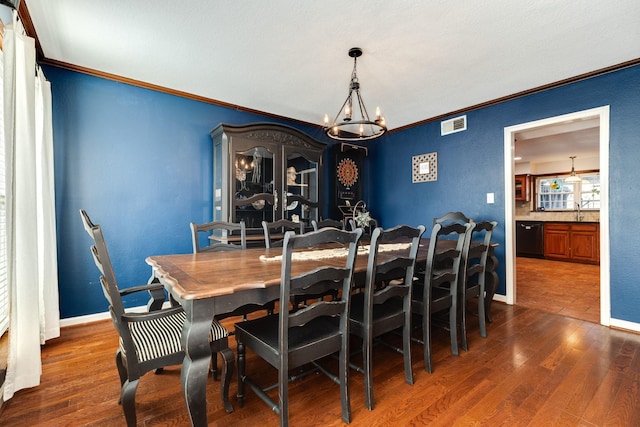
[323,47,387,141]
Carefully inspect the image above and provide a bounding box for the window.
[536,173,600,211]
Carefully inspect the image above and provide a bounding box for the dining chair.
[412,221,473,373]
[433,211,472,226]
[460,220,497,351]
[190,219,274,380]
[311,218,344,231]
[79,210,234,426]
[349,224,425,410]
[235,227,363,427]
[190,220,246,252]
[261,219,304,248]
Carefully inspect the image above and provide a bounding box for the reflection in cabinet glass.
[211,123,326,232]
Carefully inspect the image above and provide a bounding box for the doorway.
[503,106,610,325]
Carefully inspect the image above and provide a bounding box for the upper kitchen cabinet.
[211,123,326,231]
[515,174,530,201]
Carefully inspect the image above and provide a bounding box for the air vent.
[440,115,467,136]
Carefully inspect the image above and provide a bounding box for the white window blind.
[0,49,8,336]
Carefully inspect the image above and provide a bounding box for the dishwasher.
[516,221,544,258]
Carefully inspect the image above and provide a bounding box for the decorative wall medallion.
[337,158,359,188]
[412,152,438,183]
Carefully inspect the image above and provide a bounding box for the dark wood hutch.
[211,123,326,235]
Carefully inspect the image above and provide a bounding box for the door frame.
[503,106,610,325]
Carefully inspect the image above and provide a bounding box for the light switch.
[487,193,495,204]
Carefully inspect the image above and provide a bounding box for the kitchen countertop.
[515,217,599,223]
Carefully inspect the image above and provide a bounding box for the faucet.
[575,202,583,222]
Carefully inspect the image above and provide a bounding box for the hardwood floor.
[516,257,600,324]
[2,302,640,426]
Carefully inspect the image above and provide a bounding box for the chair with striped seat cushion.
[80,209,234,427]
[124,309,229,363]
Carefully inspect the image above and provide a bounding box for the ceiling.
[22,1,640,148]
[514,117,600,165]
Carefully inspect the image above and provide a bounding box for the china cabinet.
[211,123,326,233]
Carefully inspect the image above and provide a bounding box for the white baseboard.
[59,305,149,328]
[609,318,640,334]
[492,293,507,303]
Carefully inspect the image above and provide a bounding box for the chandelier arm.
[354,90,373,122]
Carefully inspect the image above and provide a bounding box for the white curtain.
[2,13,60,400]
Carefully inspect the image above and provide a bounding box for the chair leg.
[120,378,139,427]
[461,294,469,352]
[478,288,487,338]
[115,350,127,404]
[237,340,245,408]
[363,336,374,410]
[219,347,234,413]
[211,352,219,381]
[449,301,459,357]
[340,335,352,424]
[423,310,433,373]
[278,357,289,427]
[402,317,414,385]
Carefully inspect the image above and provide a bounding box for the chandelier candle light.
[324,47,387,141]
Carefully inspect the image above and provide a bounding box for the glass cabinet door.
[284,152,319,228]
[234,146,275,229]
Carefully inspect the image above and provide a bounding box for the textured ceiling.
[24,0,640,133]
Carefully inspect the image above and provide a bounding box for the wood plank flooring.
[2,301,640,426]
[516,257,600,324]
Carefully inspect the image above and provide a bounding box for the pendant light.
[323,47,386,141]
[565,156,582,183]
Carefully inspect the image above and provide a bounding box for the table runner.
[259,242,412,262]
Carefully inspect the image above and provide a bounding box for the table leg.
[181,299,214,427]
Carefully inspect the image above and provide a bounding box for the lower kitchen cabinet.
[543,222,599,264]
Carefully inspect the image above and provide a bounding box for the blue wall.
[371,64,640,323]
[47,64,640,324]
[46,66,330,317]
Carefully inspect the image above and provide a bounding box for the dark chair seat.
[236,315,343,368]
[349,293,405,335]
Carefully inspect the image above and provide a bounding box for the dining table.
[146,238,498,426]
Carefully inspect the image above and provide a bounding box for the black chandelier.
[324,47,386,141]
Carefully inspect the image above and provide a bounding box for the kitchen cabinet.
[515,174,530,201]
[543,222,599,264]
[211,122,326,231]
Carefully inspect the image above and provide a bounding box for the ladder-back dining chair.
[311,218,345,231]
[349,224,425,410]
[80,209,234,425]
[433,211,472,226]
[235,227,363,427]
[412,221,473,373]
[460,220,497,351]
[190,220,246,252]
[190,219,274,379]
[261,219,304,248]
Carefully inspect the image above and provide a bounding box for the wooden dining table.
[146,239,498,426]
